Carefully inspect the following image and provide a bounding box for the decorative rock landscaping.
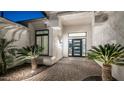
[0,63,47,81]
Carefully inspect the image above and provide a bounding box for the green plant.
[88,44,124,65]
[16,45,44,72]
[88,43,124,80]
[0,38,16,74]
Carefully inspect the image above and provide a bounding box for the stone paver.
[25,57,101,81]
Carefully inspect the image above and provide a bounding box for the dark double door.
[69,39,83,57]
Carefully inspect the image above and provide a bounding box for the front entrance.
[68,32,86,57]
[69,38,86,57]
[71,39,82,57]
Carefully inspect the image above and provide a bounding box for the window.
[35,29,49,56]
[69,33,86,37]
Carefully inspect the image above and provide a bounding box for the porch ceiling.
[59,12,93,26]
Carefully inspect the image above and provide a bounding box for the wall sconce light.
[52,27,61,30]
[58,35,63,44]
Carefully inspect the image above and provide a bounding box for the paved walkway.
[25,57,101,81]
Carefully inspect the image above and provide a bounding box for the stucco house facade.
[0,11,124,80]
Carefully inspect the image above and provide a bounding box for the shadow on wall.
[0,18,30,69]
[95,12,109,23]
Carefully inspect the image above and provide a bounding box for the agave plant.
[88,43,124,80]
[0,38,16,74]
[16,45,44,72]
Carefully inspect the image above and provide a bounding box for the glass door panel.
[36,35,48,55]
[68,39,72,56]
[72,39,82,57]
[36,36,41,47]
[41,36,48,55]
[82,38,86,56]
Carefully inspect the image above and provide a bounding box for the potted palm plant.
[0,38,15,74]
[88,44,124,81]
[16,45,44,73]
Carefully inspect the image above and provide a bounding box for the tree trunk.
[1,53,7,74]
[31,58,37,73]
[3,61,7,74]
[102,64,112,81]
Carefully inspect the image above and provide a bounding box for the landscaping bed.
[0,63,47,81]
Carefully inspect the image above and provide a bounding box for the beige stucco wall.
[47,14,63,62]
[51,27,63,61]
[93,12,124,80]
[1,28,30,48]
[93,12,124,46]
[62,24,92,57]
[0,25,30,68]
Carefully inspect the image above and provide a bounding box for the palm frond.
[88,43,124,65]
[16,45,44,62]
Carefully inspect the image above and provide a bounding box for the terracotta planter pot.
[102,64,112,81]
